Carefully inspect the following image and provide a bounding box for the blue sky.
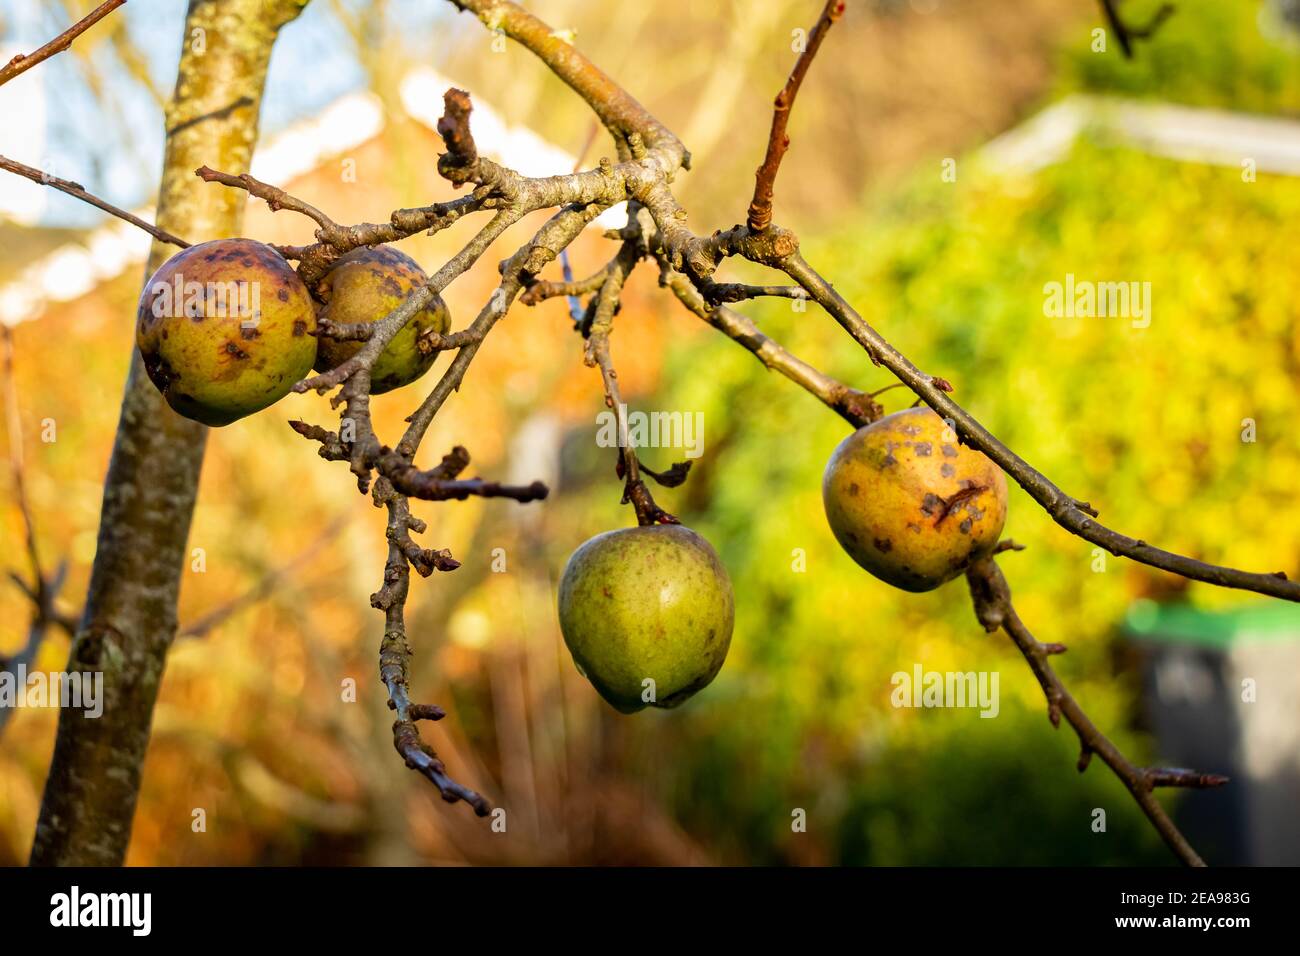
[0,0,459,226]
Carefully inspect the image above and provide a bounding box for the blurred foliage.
[3,0,1299,867]
[1059,0,1300,113]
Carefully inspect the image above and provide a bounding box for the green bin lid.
[1124,599,1300,649]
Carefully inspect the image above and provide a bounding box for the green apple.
[558,525,734,713]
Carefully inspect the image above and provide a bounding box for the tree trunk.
[30,0,309,867]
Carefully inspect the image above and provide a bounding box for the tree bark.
[30,0,310,867]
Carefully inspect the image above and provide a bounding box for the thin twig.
[558,121,603,324]
[1,327,76,736]
[700,281,808,305]
[576,238,678,525]
[0,0,126,89]
[381,448,549,503]
[196,164,342,236]
[965,556,1226,867]
[1099,0,1176,59]
[0,154,189,248]
[374,485,490,814]
[397,200,610,456]
[197,164,492,289]
[653,253,879,428]
[746,0,845,232]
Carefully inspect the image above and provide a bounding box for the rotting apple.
[136,238,317,426]
[822,407,1008,591]
[313,245,451,394]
